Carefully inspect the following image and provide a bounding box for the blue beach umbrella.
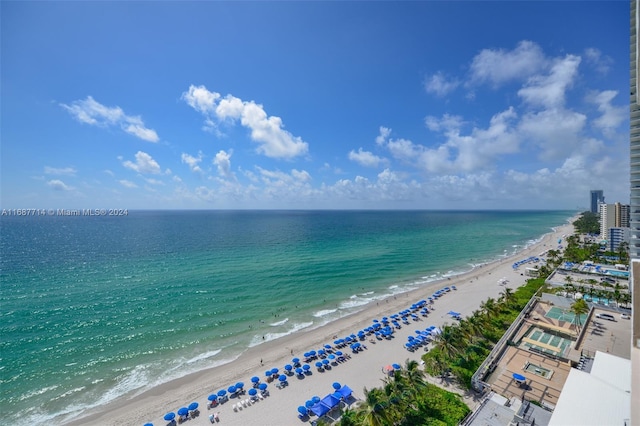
[270,368,279,376]
[251,376,260,383]
[228,385,237,394]
[217,389,227,397]
[279,374,287,382]
[284,364,293,372]
[328,354,336,360]
[207,394,217,401]
[292,357,300,365]
[295,367,303,374]
[305,400,314,408]
[324,344,332,349]
[303,364,311,371]
[235,382,244,390]
[248,388,257,396]
[259,383,268,391]
[144,423,153,426]
[393,363,401,370]
[298,406,308,415]
[312,395,321,404]
[322,359,329,365]
[265,370,272,377]
[163,412,175,421]
[332,382,341,390]
[188,402,198,411]
[335,351,343,356]
[177,407,189,416]
[315,361,323,368]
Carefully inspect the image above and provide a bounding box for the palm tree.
[433,324,465,360]
[358,387,392,426]
[569,299,589,333]
[403,359,427,391]
[499,287,516,308]
[480,297,499,320]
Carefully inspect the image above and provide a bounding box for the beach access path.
[67,221,574,426]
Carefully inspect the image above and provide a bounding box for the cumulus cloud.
[122,151,162,174]
[119,179,138,188]
[586,90,626,136]
[182,85,308,159]
[424,72,460,97]
[517,55,581,108]
[47,179,74,191]
[375,126,391,145]
[348,148,387,168]
[584,47,613,75]
[60,96,159,142]
[181,152,204,174]
[470,40,547,86]
[44,166,77,176]
[213,150,235,179]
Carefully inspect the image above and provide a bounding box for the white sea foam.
[248,321,314,347]
[18,385,59,401]
[313,309,337,318]
[270,318,289,326]
[185,348,222,364]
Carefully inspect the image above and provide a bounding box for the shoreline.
[66,219,575,426]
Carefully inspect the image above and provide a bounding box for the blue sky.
[1,1,629,210]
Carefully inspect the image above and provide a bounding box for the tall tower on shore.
[632,0,640,259]
[590,190,604,213]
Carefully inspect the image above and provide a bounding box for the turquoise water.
[0,210,574,424]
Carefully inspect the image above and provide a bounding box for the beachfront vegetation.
[421,277,548,389]
[336,359,469,426]
[572,211,600,234]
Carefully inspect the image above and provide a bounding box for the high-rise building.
[616,202,631,228]
[590,190,604,213]
[630,3,639,425]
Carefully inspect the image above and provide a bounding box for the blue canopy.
[279,374,287,381]
[295,367,303,374]
[332,382,341,390]
[188,402,198,411]
[513,373,526,381]
[248,388,257,396]
[310,402,330,417]
[321,394,340,409]
[144,423,153,426]
[312,396,321,404]
[235,382,244,389]
[177,407,189,416]
[315,361,323,367]
[338,384,353,398]
[270,368,279,375]
[284,364,292,371]
[298,406,308,415]
[303,364,311,370]
[217,390,227,397]
[305,400,314,408]
[163,412,175,421]
[207,394,217,401]
[259,383,268,390]
[292,357,300,364]
[251,376,260,383]
[392,363,401,370]
[447,311,461,316]
[228,385,237,393]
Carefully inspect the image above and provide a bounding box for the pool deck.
[485,346,571,408]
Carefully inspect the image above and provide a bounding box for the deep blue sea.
[0,210,574,424]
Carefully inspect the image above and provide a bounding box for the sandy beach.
[67,221,574,426]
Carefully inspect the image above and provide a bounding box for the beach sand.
[66,221,573,426]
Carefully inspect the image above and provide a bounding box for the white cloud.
[181,152,204,174]
[517,55,581,108]
[348,148,387,168]
[470,40,547,86]
[425,71,460,97]
[61,96,159,142]
[213,150,235,179]
[584,47,613,75]
[518,108,587,160]
[182,85,309,159]
[47,179,74,191]
[586,90,626,136]
[44,166,76,176]
[119,179,138,188]
[122,151,162,174]
[375,126,391,145]
[143,177,164,186]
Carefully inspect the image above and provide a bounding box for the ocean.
[0,210,574,424]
